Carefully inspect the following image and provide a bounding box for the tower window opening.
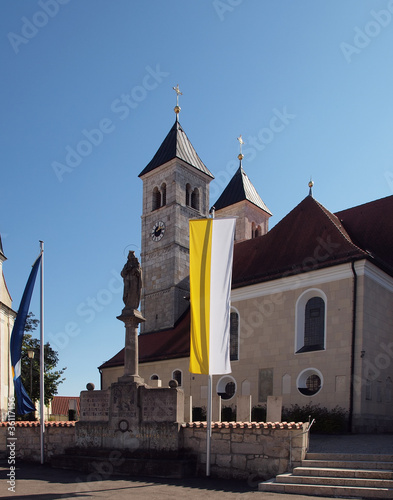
[152,187,161,211]
[186,183,191,206]
[191,188,199,210]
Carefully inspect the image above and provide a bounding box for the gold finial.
[237,135,244,161]
[173,84,182,115]
[308,178,314,196]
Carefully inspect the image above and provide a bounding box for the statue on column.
[121,251,142,312]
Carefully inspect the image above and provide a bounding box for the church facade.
[0,236,16,420]
[100,106,393,433]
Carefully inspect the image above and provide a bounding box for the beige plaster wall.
[352,269,393,431]
[101,263,393,430]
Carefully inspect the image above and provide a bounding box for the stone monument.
[117,250,145,383]
[77,252,185,456]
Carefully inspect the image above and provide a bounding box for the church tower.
[138,88,214,333]
[213,138,272,241]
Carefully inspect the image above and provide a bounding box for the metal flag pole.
[206,374,212,476]
[206,206,215,477]
[39,241,44,464]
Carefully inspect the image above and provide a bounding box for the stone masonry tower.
[138,89,214,333]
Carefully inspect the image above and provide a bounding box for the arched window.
[230,310,239,361]
[251,222,261,238]
[295,289,326,353]
[304,297,325,351]
[150,374,159,380]
[186,183,192,206]
[161,183,166,206]
[172,369,182,387]
[152,187,161,211]
[191,188,199,210]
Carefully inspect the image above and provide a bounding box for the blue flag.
[10,254,42,415]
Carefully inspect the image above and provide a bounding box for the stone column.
[117,309,145,383]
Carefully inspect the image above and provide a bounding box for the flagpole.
[206,207,215,477]
[206,374,212,476]
[39,241,44,465]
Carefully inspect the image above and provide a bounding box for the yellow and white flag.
[189,217,236,375]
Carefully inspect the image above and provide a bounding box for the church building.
[100,96,393,433]
[0,235,16,420]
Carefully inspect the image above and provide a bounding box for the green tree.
[20,313,66,416]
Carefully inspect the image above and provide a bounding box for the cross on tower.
[173,85,182,116]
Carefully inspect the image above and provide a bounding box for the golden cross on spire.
[173,84,182,116]
[237,135,244,161]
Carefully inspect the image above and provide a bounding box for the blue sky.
[1,0,393,397]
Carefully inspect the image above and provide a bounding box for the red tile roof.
[99,309,190,369]
[0,421,76,427]
[182,421,305,429]
[336,194,393,274]
[232,195,366,288]
[51,396,80,416]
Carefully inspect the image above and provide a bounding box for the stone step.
[51,453,196,479]
[303,459,393,470]
[294,466,393,480]
[259,479,393,498]
[307,453,393,462]
[276,472,393,488]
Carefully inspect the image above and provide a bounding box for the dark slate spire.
[213,164,272,215]
[138,120,213,178]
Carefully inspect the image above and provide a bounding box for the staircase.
[259,453,393,498]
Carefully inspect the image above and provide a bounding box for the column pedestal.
[117,308,145,383]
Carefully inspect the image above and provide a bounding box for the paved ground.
[308,432,393,454]
[0,461,352,500]
[1,434,392,499]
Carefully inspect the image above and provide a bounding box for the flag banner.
[189,218,236,375]
[10,254,42,415]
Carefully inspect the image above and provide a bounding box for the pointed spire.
[213,164,272,215]
[139,120,213,178]
[308,178,314,197]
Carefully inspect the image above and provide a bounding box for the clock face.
[151,220,166,241]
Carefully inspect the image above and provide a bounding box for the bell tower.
[139,87,214,333]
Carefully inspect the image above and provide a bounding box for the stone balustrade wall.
[181,421,308,480]
[0,422,76,462]
[0,421,308,481]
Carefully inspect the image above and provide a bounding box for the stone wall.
[0,421,75,462]
[181,421,308,480]
[0,420,308,481]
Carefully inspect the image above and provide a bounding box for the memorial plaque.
[80,390,110,421]
[140,388,177,423]
[110,382,139,420]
